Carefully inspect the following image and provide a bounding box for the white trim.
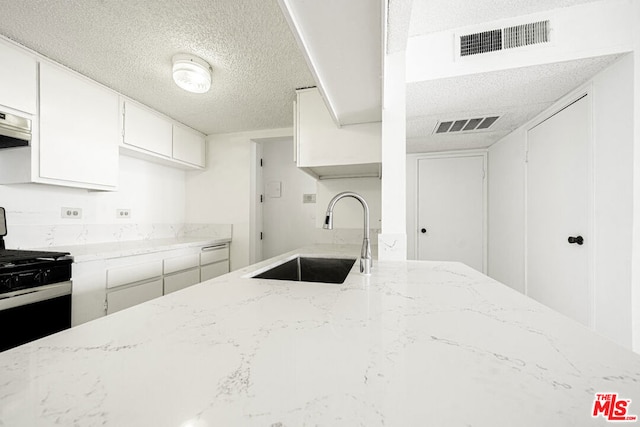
[407,149,488,273]
[249,140,263,265]
[275,0,340,127]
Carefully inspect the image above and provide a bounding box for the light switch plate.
[266,181,282,198]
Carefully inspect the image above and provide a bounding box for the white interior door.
[527,95,590,326]
[417,155,485,272]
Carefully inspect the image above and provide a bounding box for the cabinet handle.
[202,244,226,252]
[420,228,427,234]
[568,236,584,245]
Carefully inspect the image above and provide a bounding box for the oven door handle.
[0,282,72,311]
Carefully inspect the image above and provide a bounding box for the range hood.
[0,111,31,149]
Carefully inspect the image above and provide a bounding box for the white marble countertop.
[39,236,231,263]
[1,244,639,426]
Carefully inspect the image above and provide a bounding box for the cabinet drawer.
[164,268,200,295]
[106,279,163,314]
[200,245,229,265]
[107,260,162,289]
[201,261,229,281]
[164,253,199,275]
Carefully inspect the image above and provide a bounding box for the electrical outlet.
[303,193,316,203]
[116,209,131,219]
[61,207,82,219]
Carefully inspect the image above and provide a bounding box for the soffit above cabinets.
[277,0,383,126]
[0,0,316,135]
[408,0,602,36]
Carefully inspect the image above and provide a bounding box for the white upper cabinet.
[121,100,205,170]
[0,40,36,114]
[173,124,205,167]
[295,88,381,179]
[39,62,119,189]
[122,100,173,157]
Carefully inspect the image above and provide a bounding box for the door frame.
[249,140,263,264]
[524,84,595,328]
[407,149,488,273]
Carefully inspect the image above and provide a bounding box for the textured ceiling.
[409,0,603,36]
[402,0,623,153]
[406,54,622,153]
[0,0,315,135]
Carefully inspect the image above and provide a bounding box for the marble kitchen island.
[1,245,639,426]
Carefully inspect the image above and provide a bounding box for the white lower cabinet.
[200,244,230,281]
[201,262,230,281]
[164,269,200,294]
[106,279,163,315]
[71,242,231,326]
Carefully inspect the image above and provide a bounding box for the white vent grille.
[504,21,549,49]
[459,20,550,57]
[434,116,500,134]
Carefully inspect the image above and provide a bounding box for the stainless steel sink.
[251,256,356,284]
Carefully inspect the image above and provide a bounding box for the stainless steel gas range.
[0,207,72,352]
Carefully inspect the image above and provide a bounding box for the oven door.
[0,281,72,352]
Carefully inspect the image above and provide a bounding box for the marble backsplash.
[3,223,232,249]
[312,227,380,253]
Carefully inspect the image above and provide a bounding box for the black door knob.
[420,228,427,234]
[568,236,584,245]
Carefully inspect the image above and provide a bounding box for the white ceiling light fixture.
[172,54,212,94]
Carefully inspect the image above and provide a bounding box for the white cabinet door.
[164,269,200,294]
[106,279,163,315]
[0,41,36,114]
[39,62,119,188]
[201,261,229,281]
[123,101,172,157]
[173,125,205,167]
[296,88,381,168]
[71,260,108,326]
[417,155,485,272]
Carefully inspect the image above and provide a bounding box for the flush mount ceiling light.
[172,54,212,94]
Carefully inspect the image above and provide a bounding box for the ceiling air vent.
[434,116,500,134]
[459,20,550,57]
[460,29,502,57]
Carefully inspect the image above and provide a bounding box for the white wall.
[185,128,293,270]
[315,177,381,231]
[0,155,186,247]
[487,130,526,293]
[632,0,640,354]
[487,54,634,349]
[591,53,634,347]
[379,49,407,260]
[262,138,317,259]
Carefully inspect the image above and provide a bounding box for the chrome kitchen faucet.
[323,191,372,275]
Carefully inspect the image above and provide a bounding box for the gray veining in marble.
[0,245,638,426]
